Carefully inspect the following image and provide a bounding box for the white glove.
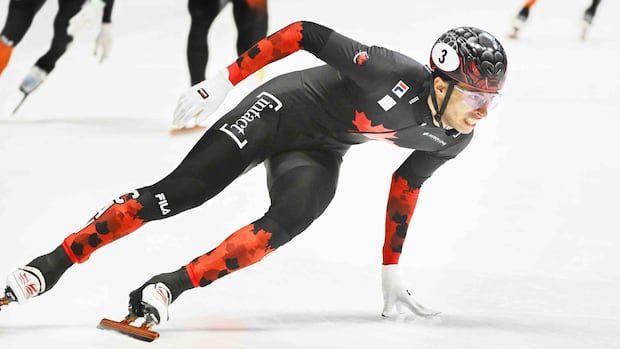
[173,70,233,129]
[68,0,106,36]
[381,264,441,318]
[94,23,112,63]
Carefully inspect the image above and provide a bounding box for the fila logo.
[197,88,209,99]
[155,193,171,215]
[392,80,409,98]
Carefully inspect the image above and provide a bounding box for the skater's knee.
[50,25,73,47]
[266,183,335,238]
[254,215,303,249]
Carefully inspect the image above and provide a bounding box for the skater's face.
[431,77,501,134]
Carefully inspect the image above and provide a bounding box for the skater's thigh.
[264,149,343,236]
[150,129,247,209]
[149,81,298,211]
[152,90,283,204]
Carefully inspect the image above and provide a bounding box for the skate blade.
[1,91,26,117]
[97,318,160,342]
[169,125,206,135]
[11,93,28,115]
[0,296,11,310]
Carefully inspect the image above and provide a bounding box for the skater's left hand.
[172,69,233,129]
[94,23,112,63]
[381,264,440,318]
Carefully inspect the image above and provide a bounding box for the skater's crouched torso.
[211,60,472,163]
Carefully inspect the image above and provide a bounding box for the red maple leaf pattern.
[351,110,397,143]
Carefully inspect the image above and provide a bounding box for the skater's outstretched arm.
[173,20,403,128]
[383,151,452,265]
[381,139,471,318]
[226,21,396,86]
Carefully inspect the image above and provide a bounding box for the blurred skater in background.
[187,0,268,85]
[0,0,115,112]
[509,0,602,40]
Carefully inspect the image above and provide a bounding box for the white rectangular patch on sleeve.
[377,95,397,111]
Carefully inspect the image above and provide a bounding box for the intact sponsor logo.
[220,91,283,149]
[422,132,447,146]
[155,193,171,215]
[353,51,369,65]
[392,80,409,98]
[408,95,420,104]
[377,95,396,111]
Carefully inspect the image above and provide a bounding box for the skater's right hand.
[381,264,440,319]
[172,70,234,129]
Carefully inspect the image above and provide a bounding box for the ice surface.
[1,0,619,348]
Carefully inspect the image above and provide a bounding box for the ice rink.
[1,0,619,348]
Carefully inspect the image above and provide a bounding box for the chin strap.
[429,78,456,129]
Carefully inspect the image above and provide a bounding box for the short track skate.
[97,313,160,342]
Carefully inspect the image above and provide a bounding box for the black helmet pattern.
[430,27,507,92]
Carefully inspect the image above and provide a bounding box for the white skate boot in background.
[19,66,48,95]
[1,266,46,309]
[10,66,49,114]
